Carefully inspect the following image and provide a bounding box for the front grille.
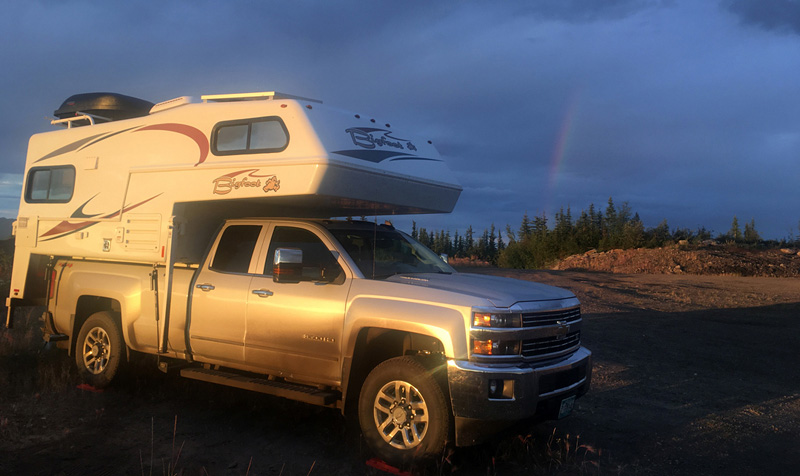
[522,307,580,327]
[522,331,580,358]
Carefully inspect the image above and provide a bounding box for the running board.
[180,368,339,406]
[44,333,69,342]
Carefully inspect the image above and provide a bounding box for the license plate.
[558,395,576,419]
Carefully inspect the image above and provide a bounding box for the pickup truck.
[44,217,591,464]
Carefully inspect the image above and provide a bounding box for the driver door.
[245,224,351,385]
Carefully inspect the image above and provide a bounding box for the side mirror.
[273,248,303,283]
[439,253,449,263]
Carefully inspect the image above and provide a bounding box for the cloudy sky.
[2,0,798,239]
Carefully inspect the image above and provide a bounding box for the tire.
[74,311,125,388]
[358,356,450,466]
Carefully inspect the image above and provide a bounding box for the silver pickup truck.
[43,217,591,464]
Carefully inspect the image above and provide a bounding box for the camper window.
[25,166,75,203]
[216,124,249,151]
[250,120,287,149]
[211,116,288,155]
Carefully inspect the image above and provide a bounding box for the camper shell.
[9,91,462,307]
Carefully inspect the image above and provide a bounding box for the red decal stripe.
[40,194,162,240]
[136,123,209,166]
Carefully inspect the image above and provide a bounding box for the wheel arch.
[54,267,144,356]
[341,327,449,416]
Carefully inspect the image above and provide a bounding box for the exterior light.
[471,339,521,356]
[472,312,521,328]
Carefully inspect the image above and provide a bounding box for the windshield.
[328,224,455,279]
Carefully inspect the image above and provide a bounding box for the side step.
[180,368,340,407]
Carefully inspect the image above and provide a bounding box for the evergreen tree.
[695,227,712,242]
[603,197,617,235]
[646,219,670,247]
[518,212,533,239]
[621,217,645,249]
[728,216,742,242]
[743,219,760,243]
[488,224,497,262]
[419,228,429,247]
[533,213,548,237]
[505,224,516,244]
[554,207,573,238]
[575,210,594,249]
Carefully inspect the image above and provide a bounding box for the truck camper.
[6,91,591,465]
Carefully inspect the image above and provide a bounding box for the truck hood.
[385,272,576,308]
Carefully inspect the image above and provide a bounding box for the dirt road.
[2,270,799,475]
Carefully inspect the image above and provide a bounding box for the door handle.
[252,289,274,298]
[196,283,215,292]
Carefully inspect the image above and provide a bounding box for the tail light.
[48,269,57,299]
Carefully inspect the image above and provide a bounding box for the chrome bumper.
[447,347,592,446]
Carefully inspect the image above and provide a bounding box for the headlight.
[472,312,521,328]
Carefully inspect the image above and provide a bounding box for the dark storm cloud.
[1,1,799,239]
[515,0,668,22]
[724,0,800,34]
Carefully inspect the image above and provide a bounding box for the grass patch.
[0,306,78,400]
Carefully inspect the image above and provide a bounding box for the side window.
[215,124,249,152]
[265,227,344,283]
[211,225,262,274]
[25,166,76,203]
[212,117,288,155]
[250,120,287,149]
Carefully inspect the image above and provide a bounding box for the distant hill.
[0,218,12,240]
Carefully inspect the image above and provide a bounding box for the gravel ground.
[2,268,799,475]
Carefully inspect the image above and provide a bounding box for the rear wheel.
[74,311,124,388]
[358,356,449,465]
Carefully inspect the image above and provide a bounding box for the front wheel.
[74,311,124,388]
[358,356,450,465]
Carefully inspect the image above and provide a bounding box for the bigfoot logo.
[212,169,281,195]
[263,175,280,193]
[345,127,417,151]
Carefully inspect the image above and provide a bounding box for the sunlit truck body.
[7,91,591,464]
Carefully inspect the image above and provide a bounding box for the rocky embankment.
[551,245,800,277]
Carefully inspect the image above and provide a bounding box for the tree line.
[411,197,777,269]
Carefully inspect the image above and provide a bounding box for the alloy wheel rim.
[82,327,111,375]
[373,379,429,449]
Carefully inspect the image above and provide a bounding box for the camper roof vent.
[201,91,322,104]
[150,96,195,114]
[53,93,155,127]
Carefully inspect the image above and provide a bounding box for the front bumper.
[447,346,592,446]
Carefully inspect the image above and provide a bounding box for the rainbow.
[544,89,581,215]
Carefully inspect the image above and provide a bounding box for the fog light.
[488,379,515,399]
[472,339,521,356]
